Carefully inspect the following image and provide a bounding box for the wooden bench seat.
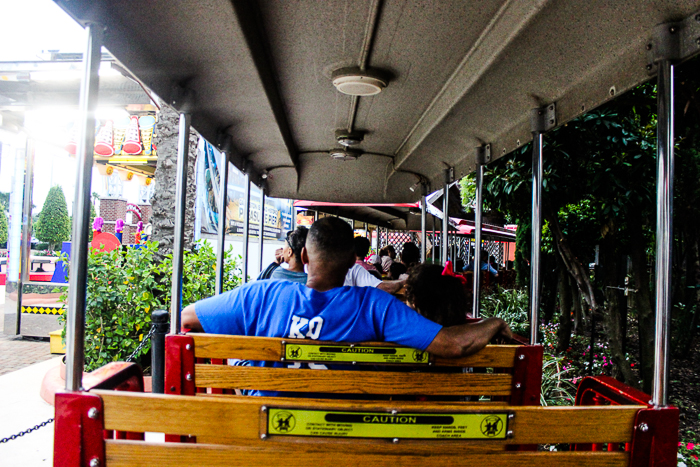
[53,335,679,467]
[165,334,543,404]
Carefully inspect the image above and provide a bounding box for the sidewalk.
[0,357,60,466]
[0,285,56,377]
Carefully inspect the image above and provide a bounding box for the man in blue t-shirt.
[182,217,511,395]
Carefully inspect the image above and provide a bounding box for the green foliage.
[514,220,530,289]
[479,286,529,336]
[678,437,700,467]
[0,203,7,245]
[59,240,242,371]
[36,186,71,250]
[540,354,577,407]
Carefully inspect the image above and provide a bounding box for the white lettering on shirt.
[289,315,308,338]
[306,317,324,339]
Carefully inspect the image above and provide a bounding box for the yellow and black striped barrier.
[21,306,64,315]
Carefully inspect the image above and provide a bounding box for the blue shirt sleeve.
[194,287,248,335]
[373,292,442,351]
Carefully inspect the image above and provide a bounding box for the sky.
[0,0,84,61]
[0,0,143,214]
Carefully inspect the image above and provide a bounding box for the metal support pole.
[420,187,427,262]
[169,112,191,335]
[431,216,436,263]
[242,171,251,283]
[473,163,484,318]
[15,138,35,335]
[530,132,544,345]
[150,309,169,394]
[215,152,229,295]
[442,171,451,265]
[65,23,103,391]
[258,186,266,274]
[652,59,674,408]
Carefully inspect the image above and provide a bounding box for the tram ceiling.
[55,0,700,203]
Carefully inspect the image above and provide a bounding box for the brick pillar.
[99,197,127,223]
[137,203,152,224]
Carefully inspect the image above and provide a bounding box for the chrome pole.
[258,185,265,274]
[20,138,34,285]
[169,112,191,334]
[530,132,544,345]
[215,151,229,295]
[65,23,102,391]
[442,176,449,265]
[473,164,483,318]
[420,189,427,262]
[242,171,251,283]
[652,59,674,408]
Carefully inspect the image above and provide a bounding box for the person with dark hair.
[182,216,511,397]
[404,264,469,327]
[388,261,407,280]
[378,245,396,272]
[465,249,498,277]
[270,226,309,284]
[345,236,405,292]
[353,236,379,273]
[400,242,421,269]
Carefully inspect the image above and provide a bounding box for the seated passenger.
[344,237,405,293]
[404,264,470,326]
[256,247,284,280]
[270,226,308,284]
[465,249,498,277]
[182,217,511,396]
[400,242,421,269]
[378,245,396,272]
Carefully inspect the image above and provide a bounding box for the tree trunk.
[544,205,600,313]
[557,264,573,353]
[628,216,655,394]
[599,236,638,386]
[572,283,584,334]
[150,102,198,260]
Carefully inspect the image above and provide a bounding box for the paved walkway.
[1,286,56,377]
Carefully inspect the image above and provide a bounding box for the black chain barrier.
[0,323,157,444]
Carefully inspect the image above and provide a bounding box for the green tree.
[0,202,8,245]
[36,186,71,250]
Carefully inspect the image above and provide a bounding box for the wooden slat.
[190,334,518,368]
[97,391,640,445]
[194,364,513,395]
[106,440,629,467]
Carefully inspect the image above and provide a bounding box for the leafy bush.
[0,204,7,245]
[540,354,577,406]
[479,286,530,337]
[679,438,699,467]
[36,186,71,250]
[59,240,241,371]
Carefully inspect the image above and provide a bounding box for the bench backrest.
[53,385,677,467]
[164,334,543,404]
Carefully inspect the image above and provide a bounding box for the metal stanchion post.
[652,58,674,408]
[473,148,485,318]
[169,112,191,335]
[150,309,169,394]
[215,150,229,295]
[420,186,427,262]
[258,186,265,275]
[242,170,251,283]
[65,23,103,391]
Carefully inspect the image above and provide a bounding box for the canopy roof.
[56,0,700,202]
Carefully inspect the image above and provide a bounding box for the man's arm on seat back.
[425,318,512,358]
[376,279,405,295]
[181,304,203,332]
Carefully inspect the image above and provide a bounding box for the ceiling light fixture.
[329,148,363,161]
[335,129,364,147]
[331,68,387,96]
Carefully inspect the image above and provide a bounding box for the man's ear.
[301,247,310,265]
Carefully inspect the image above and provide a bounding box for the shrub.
[479,286,530,337]
[59,240,242,371]
[36,186,71,250]
[0,204,7,245]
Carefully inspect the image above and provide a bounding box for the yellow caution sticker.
[284,343,429,365]
[266,408,508,440]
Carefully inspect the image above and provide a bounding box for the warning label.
[266,408,508,440]
[284,344,430,364]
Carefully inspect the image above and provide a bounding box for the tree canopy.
[36,185,71,250]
